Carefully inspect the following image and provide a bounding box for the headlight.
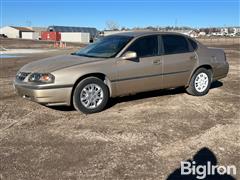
[28,73,55,83]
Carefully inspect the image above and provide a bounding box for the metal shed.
[0,26,34,38]
[61,32,90,43]
[22,32,39,40]
[47,26,98,40]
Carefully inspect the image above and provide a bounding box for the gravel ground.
[0,41,239,179]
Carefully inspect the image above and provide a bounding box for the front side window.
[126,35,158,57]
[162,35,190,55]
[74,35,133,58]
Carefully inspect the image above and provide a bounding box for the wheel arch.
[186,64,213,87]
[70,73,112,106]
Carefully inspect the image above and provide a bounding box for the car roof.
[108,31,189,38]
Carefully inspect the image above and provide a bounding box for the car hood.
[20,55,101,73]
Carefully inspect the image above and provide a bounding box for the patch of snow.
[0,48,56,54]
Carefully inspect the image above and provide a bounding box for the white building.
[233,27,240,34]
[212,32,224,36]
[198,31,206,36]
[186,30,199,38]
[221,28,229,35]
[61,32,90,43]
[0,26,34,38]
[22,32,39,40]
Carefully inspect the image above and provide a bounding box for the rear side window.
[162,35,189,55]
[188,38,198,51]
[127,35,158,57]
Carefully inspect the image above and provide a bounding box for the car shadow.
[107,87,186,109]
[107,80,223,109]
[49,105,75,112]
[167,147,236,180]
[210,80,223,89]
[48,80,223,112]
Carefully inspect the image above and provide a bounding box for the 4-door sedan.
[14,32,229,113]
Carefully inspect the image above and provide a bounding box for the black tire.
[186,68,212,96]
[73,77,109,114]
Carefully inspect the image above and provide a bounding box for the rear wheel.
[186,68,212,96]
[73,77,109,114]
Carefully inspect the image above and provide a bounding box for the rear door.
[161,35,197,88]
[115,35,164,96]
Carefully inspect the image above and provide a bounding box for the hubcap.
[80,83,104,109]
[194,72,209,93]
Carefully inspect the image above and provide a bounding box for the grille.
[16,72,30,81]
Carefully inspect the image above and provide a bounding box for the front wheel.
[186,68,212,96]
[73,77,109,114]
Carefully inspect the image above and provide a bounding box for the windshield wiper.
[72,53,98,58]
[71,52,108,58]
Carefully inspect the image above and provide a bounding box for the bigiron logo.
[180,161,237,179]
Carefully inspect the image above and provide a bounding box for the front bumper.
[13,81,73,106]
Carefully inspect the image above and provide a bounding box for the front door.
[114,35,164,96]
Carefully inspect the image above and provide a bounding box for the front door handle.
[190,55,197,60]
[153,60,162,65]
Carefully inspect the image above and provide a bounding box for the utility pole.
[175,18,178,29]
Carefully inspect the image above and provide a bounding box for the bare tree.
[105,20,119,30]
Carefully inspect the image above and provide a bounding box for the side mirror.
[121,51,137,60]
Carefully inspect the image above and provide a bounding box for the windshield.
[74,35,133,58]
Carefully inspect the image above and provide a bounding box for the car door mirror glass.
[121,51,137,60]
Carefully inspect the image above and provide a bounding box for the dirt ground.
[0,39,239,179]
[1,38,86,49]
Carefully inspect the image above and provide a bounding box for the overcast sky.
[1,0,239,30]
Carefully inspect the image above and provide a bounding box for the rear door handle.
[153,60,162,65]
